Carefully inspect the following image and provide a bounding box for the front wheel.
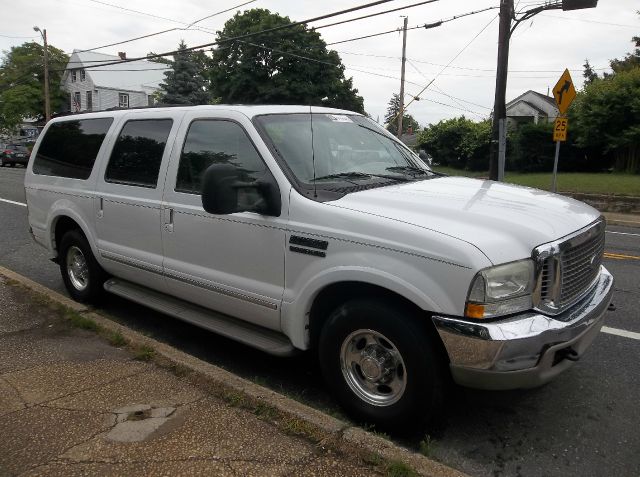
[59,229,107,304]
[319,299,446,433]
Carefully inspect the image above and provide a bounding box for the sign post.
[550,69,576,192]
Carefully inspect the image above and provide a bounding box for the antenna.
[310,104,318,198]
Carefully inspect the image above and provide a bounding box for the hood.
[328,176,600,264]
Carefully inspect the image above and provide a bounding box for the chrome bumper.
[432,266,613,390]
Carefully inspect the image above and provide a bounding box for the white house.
[505,90,559,129]
[62,50,170,112]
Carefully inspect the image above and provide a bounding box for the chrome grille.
[559,231,604,304]
[534,219,605,315]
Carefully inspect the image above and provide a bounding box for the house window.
[71,70,77,82]
[73,92,81,112]
[86,91,92,111]
[119,93,129,108]
[80,69,86,82]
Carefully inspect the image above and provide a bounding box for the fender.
[46,199,99,261]
[281,265,451,350]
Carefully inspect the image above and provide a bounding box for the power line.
[75,0,396,70]
[387,13,499,126]
[313,0,438,29]
[75,1,257,53]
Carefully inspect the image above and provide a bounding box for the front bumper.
[432,266,613,390]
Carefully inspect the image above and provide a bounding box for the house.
[505,90,559,129]
[62,50,171,112]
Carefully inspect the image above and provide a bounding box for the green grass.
[432,166,640,196]
[64,310,100,332]
[385,460,419,477]
[107,331,127,347]
[133,345,155,361]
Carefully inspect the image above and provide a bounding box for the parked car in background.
[0,143,30,167]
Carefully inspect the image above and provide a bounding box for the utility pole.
[397,16,408,139]
[488,0,512,181]
[34,26,51,123]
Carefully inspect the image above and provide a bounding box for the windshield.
[255,113,434,187]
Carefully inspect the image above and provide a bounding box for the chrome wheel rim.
[66,246,89,291]
[340,329,407,407]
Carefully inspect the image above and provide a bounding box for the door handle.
[164,207,174,233]
[97,197,103,218]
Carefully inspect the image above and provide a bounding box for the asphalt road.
[1,166,638,477]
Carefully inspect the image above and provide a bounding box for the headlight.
[465,259,534,319]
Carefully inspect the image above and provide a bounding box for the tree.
[384,94,419,136]
[609,11,640,74]
[571,67,640,173]
[159,40,211,105]
[417,116,490,170]
[583,60,599,86]
[0,41,68,131]
[209,9,364,113]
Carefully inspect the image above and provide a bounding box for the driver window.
[176,120,267,196]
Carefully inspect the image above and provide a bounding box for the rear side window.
[105,119,173,188]
[176,120,266,194]
[33,118,113,179]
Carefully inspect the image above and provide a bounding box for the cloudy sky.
[1,0,638,126]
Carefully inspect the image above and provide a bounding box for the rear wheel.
[319,298,446,433]
[59,229,107,304]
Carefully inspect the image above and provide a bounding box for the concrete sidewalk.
[0,276,386,477]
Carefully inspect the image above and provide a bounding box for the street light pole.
[33,26,50,123]
[488,0,599,181]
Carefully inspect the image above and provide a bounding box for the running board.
[103,278,296,357]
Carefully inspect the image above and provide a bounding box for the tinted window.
[105,119,173,188]
[176,120,267,194]
[33,118,113,179]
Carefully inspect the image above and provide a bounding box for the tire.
[59,229,107,304]
[9,162,15,167]
[319,298,446,433]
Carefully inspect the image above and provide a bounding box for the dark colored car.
[0,143,30,167]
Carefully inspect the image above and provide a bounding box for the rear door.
[94,111,183,291]
[160,110,286,330]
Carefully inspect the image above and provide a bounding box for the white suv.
[25,105,613,431]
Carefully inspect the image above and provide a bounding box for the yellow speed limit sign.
[553,117,568,142]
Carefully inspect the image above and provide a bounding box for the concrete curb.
[0,265,467,477]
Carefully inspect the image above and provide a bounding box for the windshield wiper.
[312,171,409,182]
[386,166,445,177]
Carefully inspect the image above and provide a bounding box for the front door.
[160,111,286,330]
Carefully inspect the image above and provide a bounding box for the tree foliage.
[159,40,211,105]
[417,117,490,171]
[209,9,364,113]
[0,41,68,131]
[384,94,419,136]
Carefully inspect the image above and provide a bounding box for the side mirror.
[201,164,281,217]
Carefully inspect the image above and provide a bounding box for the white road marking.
[0,197,27,207]
[601,326,640,341]
[606,231,640,237]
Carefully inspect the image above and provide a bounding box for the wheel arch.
[48,207,96,260]
[306,281,449,363]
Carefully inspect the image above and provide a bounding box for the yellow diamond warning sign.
[553,69,576,115]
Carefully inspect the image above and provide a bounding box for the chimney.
[118,52,127,60]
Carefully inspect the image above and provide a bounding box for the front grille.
[536,220,605,314]
[559,231,605,304]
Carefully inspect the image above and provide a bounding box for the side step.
[103,278,297,357]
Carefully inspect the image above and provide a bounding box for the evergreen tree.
[384,94,419,136]
[160,41,210,105]
[583,60,599,86]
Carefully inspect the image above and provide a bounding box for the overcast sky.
[1,0,638,126]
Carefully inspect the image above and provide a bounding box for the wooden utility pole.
[397,16,408,139]
[489,0,512,180]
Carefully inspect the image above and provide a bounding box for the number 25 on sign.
[553,117,568,142]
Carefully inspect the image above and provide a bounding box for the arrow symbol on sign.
[556,80,571,106]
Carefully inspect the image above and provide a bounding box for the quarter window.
[176,120,267,195]
[33,118,113,179]
[105,119,173,188]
